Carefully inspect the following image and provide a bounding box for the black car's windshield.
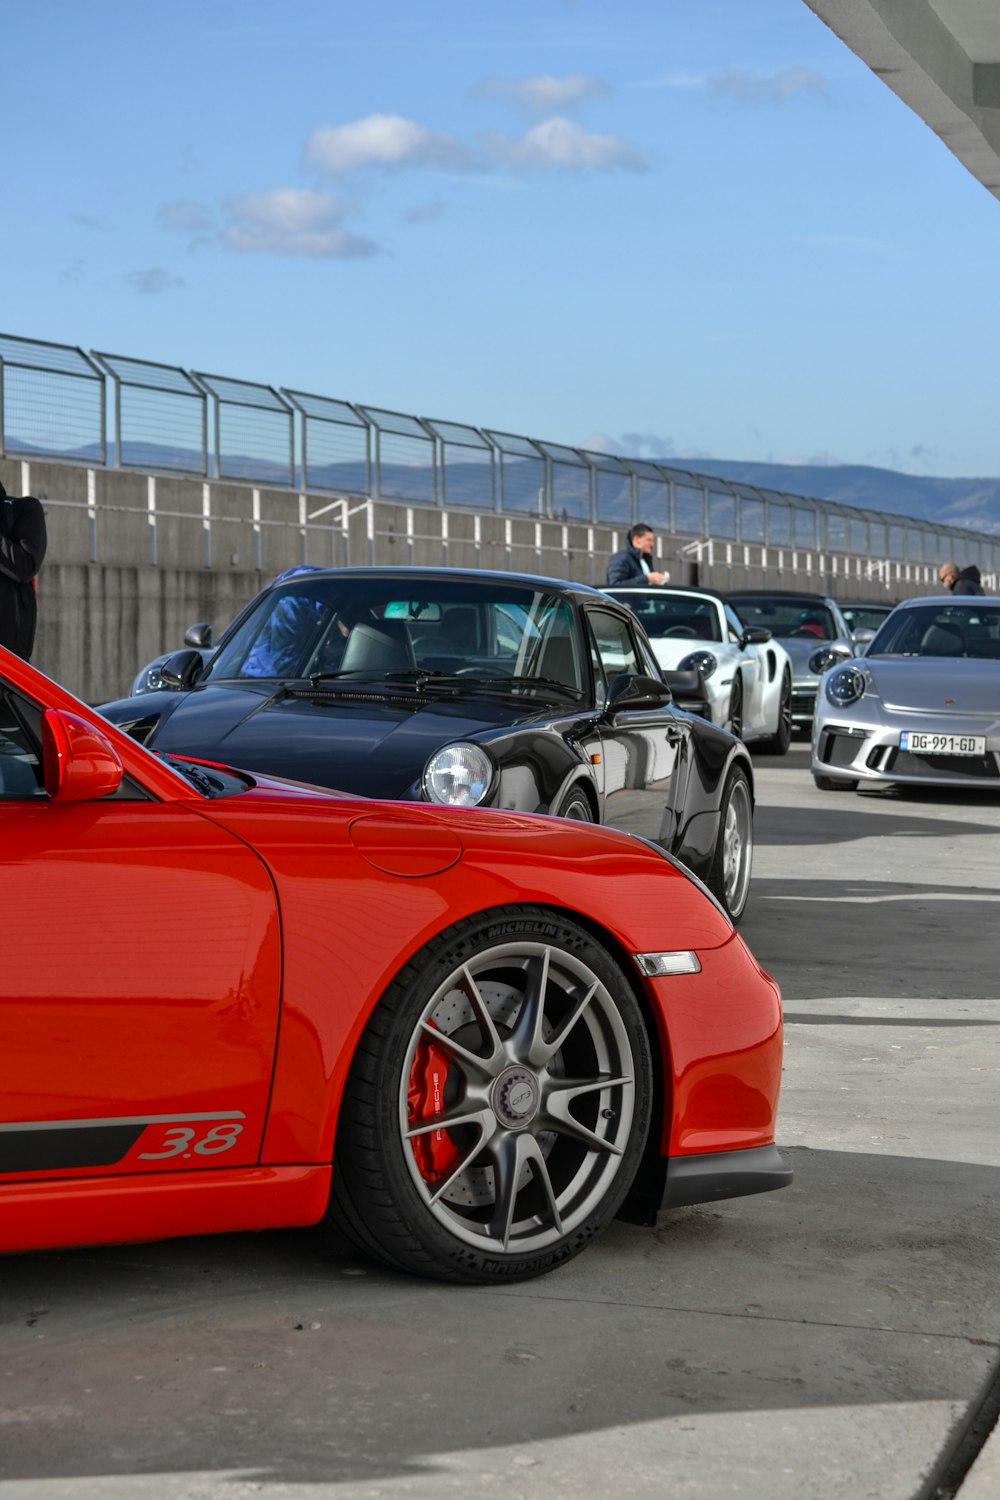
[607,590,723,643]
[205,578,587,698]
[867,603,1000,660]
[732,597,837,641]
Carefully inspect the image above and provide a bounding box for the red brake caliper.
[407,1024,460,1182]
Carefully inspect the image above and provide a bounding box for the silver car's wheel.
[708,767,753,922]
[330,907,653,1283]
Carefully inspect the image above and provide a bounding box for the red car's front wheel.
[330,907,654,1283]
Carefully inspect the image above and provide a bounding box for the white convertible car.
[607,585,793,754]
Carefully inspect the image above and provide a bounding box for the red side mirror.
[41,710,125,802]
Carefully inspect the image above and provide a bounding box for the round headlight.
[678,650,718,680]
[809,646,849,675]
[131,664,164,696]
[423,743,494,807]
[825,666,867,707]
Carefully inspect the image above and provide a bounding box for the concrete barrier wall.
[2,455,945,704]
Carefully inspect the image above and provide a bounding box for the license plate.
[899,731,986,756]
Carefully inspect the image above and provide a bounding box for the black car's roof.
[267,566,611,602]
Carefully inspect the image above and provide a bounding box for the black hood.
[104,680,538,799]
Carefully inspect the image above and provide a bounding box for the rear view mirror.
[159,649,206,689]
[605,673,673,713]
[41,710,124,802]
[740,626,772,646]
[184,622,214,649]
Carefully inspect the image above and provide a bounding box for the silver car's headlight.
[679,650,718,680]
[826,665,867,707]
[810,646,851,675]
[423,743,494,806]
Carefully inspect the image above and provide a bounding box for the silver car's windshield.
[204,578,587,698]
[868,604,1000,660]
[731,598,837,641]
[607,591,723,643]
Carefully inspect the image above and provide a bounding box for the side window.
[724,604,746,644]
[636,634,662,681]
[0,690,45,799]
[586,610,643,693]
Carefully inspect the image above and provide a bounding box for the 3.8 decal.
[139,1122,244,1158]
[0,1110,248,1175]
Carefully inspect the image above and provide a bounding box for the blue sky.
[6,0,1000,477]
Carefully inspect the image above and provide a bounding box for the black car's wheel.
[707,766,753,922]
[554,786,594,821]
[758,669,792,755]
[726,679,744,741]
[329,907,654,1284]
[813,774,858,792]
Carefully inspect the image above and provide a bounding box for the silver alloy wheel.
[720,775,753,916]
[399,941,636,1255]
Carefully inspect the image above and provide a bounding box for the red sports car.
[0,648,789,1283]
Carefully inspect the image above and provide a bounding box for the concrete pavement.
[1,746,998,1499]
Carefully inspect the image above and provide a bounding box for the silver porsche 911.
[811,596,1000,792]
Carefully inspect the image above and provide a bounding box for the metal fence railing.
[2,328,999,580]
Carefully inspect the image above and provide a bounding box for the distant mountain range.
[11,433,1000,537]
[684,459,1000,537]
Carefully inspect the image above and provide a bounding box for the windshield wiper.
[423,673,584,702]
[306,668,583,702]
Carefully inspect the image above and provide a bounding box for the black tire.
[726,678,744,741]
[813,774,858,792]
[707,765,753,923]
[329,906,654,1284]
[758,670,792,756]
[554,786,595,821]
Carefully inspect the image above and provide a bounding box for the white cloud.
[126,268,184,294]
[482,117,645,171]
[581,432,625,455]
[306,114,467,173]
[476,73,609,113]
[222,188,380,258]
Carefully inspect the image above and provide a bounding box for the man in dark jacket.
[0,480,47,659]
[938,561,985,596]
[606,523,670,587]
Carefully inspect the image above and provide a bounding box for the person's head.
[628,523,655,555]
[938,561,959,589]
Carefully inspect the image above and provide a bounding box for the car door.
[0,683,282,1183]
[724,601,764,734]
[583,607,685,847]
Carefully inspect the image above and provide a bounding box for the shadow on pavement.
[0,1147,997,1486]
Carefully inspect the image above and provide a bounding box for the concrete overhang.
[804,0,1000,199]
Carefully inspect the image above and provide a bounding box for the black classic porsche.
[100,568,756,919]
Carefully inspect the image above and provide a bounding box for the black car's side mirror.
[605,673,673,714]
[184,622,214,649]
[740,625,772,646]
[158,649,206,690]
